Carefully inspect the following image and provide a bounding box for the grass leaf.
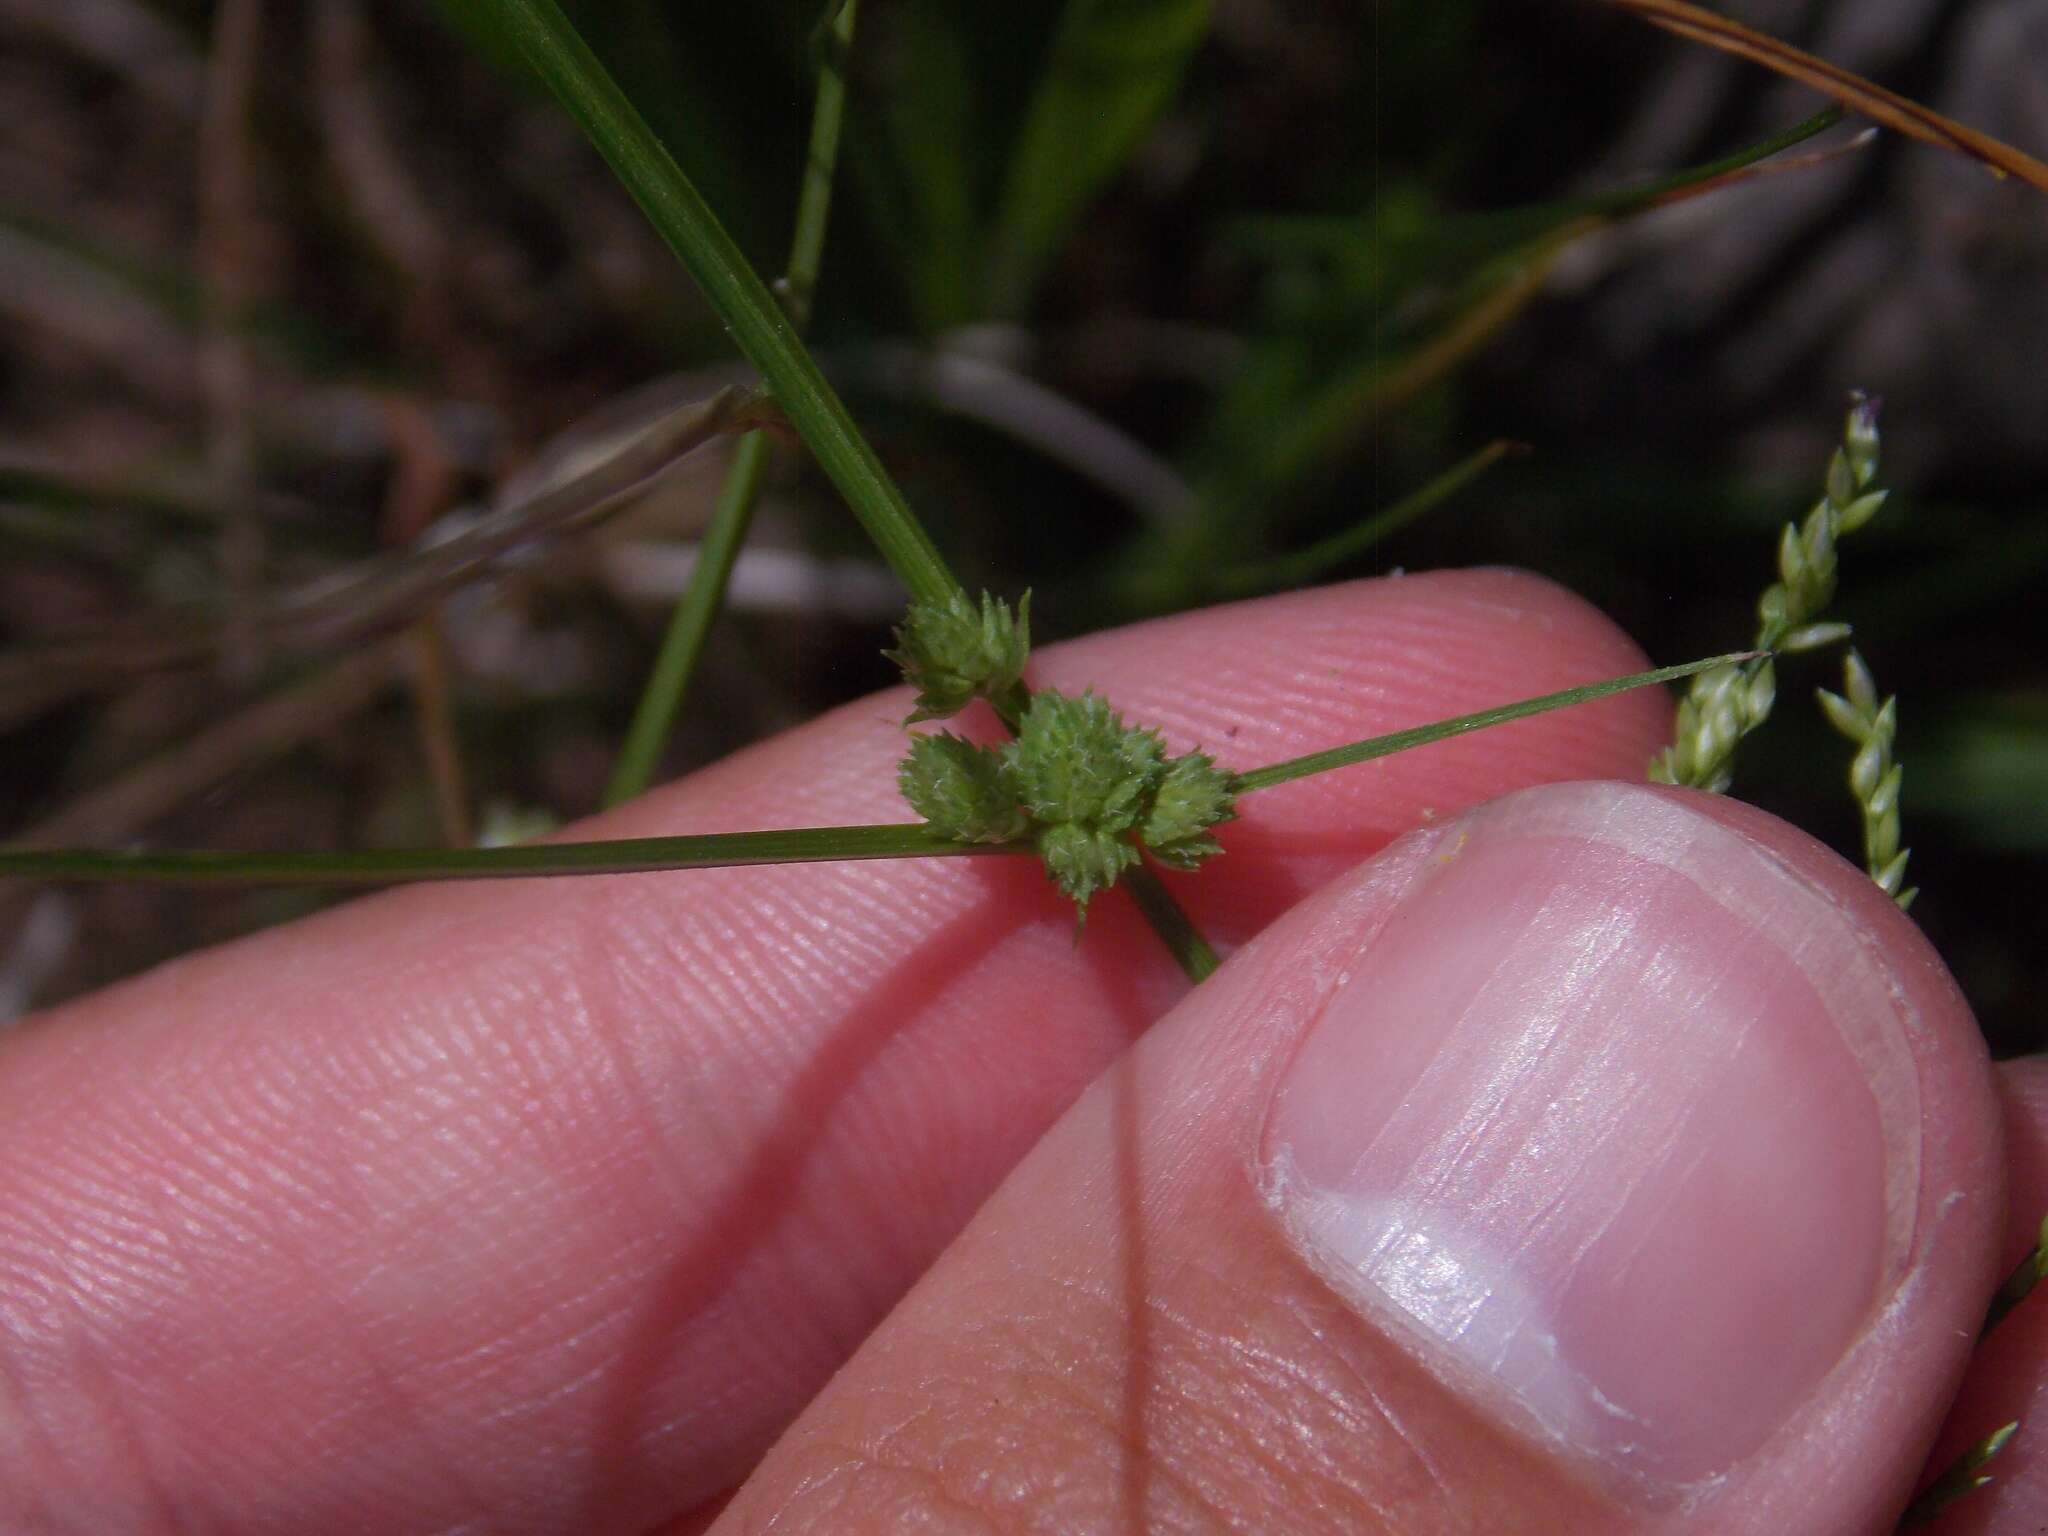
[1211,439,1520,598]
[986,0,1211,314]
[474,0,960,608]
[1128,109,1851,606]
[1898,1421,2019,1528]
[849,0,988,331]
[1982,1210,2048,1338]
[1601,0,2048,194]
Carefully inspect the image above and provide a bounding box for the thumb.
[713,781,2002,1535]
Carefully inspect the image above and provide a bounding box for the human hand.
[0,570,2030,1533]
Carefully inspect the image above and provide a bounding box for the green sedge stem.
[1234,653,1754,794]
[6,658,1741,907]
[1448,107,1848,255]
[1983,1212,2048,1339]
[0,824,1024,886]
[484,0,954,607]
[603,1,859,808]
[1215,439,1519,597]
[779,0,855,334]
[603,432,771,806]
[1126,862,1219,982]
[1897,1421,2018,1529]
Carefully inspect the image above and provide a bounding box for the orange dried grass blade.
[1601,0,2048,195]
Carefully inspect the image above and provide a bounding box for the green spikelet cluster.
[896,733,1031,844]
[886,587,1234,915]
[884,590,1031,723]
[1142,752,1238,870]
[1007,690,1163,907]
[1651,393,1888,792]
[1817,649,1915,909]
[896,687,1236,916]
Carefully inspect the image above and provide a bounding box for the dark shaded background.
[1,0,2043,1048]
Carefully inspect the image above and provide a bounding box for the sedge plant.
[0,0,1748,986]
[2,4,2043,1526]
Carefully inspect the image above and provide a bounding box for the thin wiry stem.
[480,0,957,608]
[1214,439,1519,597]
[1896,1422,2018,1528]
[1125,862,1219,982]
[5,654,1732,897]
[1982,1213,2048,1339]
[1236,654,1751,794]
[0,824,1024,885]
[604,0,858,808]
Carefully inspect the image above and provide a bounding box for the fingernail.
[1261,781,1921,1491]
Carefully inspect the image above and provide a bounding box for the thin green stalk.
[1234,654,1752,794]
[1983,1212,2048,1338]
[1512,106,1845,232]
[1125,861,1219,981]
[604,2,859,809]
[1897,1422,2018,1529]
[3,656,1736,899]
[779,0,855,336]
[604,432,771,805]
[0,823,1023,885]
[482,0,954,607]
[1214,439,1519,598]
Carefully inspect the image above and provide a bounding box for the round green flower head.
[884,590,1031,723]
[886,592,1236,918]
[1001,689,1237,916]
[897,732,1029,844]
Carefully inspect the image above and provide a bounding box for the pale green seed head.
[1141,751,1237,871]
[1035,820,1140,915]
[1006,689,1165,831]
[885,589,1031,723]
[898,731,1029,843]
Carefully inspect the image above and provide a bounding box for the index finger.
[0,570,1671,1535]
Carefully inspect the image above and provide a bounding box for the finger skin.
[0,572,1669,1534]
[714,786,2001,1536]
[1915,1057,2048,1534]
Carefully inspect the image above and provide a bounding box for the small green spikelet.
[1006,689,1163,833]
[1141,751,1237,870]
[897,732,1029,843]
[1006,690,1237,914]
[1035,822,1141,915]
[1005,690,1162,913]
[1649,393,1889,792]
[884,589,1030,723]
[1817,649,1915,909]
